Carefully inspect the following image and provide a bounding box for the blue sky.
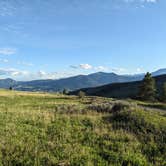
[0,0,165,80]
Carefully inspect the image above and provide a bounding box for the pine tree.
[139,72,156,101]
[9,86,13,91]
[161,83,166,102]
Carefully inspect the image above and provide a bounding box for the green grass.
[0,89,166,165]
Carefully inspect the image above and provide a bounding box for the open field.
[0,89,166,166]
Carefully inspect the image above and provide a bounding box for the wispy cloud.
[0,0,159,19]
[70,64,108,71]
[36,70,74,80]
[0,58,9,63]
[79,64,93,70]
[0,48,16,55]
[140,0,158,3]
[114,0,159,9]
[17,61,34,67]
[0,1,16,17]
[0,68,28,77]
[124,0,158,3]
[0,68,75,80]
[70,64,92,70]
[111,67,127,74]
[0,66,146,81]
[95,66,108,71]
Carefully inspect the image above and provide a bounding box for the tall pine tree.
[161,83,166,102]
[139,72,156,101]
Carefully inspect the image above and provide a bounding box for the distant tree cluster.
[139,72,166,102]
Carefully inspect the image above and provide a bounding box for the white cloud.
[111,67,127,74]
[79,64,93,70]
[0,68,63,80]
[70,64,93,70]
[136,68,142,72]
[110,67,145,74]
[0,66,145,81]
[17,61,34,66]
[95,66,108,71]
[0,48,16,55]
[37,70,47,78]
[124,0,158,3]
[0,68,29,77]
[143,0,157,3]
[70,64,110,71]
[33,71,75,80]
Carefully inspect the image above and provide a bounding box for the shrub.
[78,91,86,99]
[9,86,13,90]
[87,103,113,113]
[111,103,130,114]
[63,89,68,95]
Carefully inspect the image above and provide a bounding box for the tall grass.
[0,90,165,165]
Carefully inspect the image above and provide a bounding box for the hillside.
[70,74,166,99]
[0,78,16,88]
[152,68,166,76]
[14,72,143,92]
[0,69,165,92]
[0,90,165,165]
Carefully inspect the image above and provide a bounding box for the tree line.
[51,72,166,102]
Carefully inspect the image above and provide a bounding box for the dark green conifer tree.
[161,83,166,102]
[139,72,156,101]
[63,89,68,95]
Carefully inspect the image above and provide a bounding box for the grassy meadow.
[0,89,166,166]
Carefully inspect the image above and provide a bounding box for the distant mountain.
[0,78,16,88]
[0,68,165,92]
[152,68,166,76]
[70,74,166,99]
[13,72,143,92]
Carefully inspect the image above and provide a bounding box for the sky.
[0,0,165,80]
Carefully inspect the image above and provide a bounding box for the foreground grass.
[0,90,166,166]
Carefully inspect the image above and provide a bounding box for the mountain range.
[70,74,166,99]
[0,68,165,92]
